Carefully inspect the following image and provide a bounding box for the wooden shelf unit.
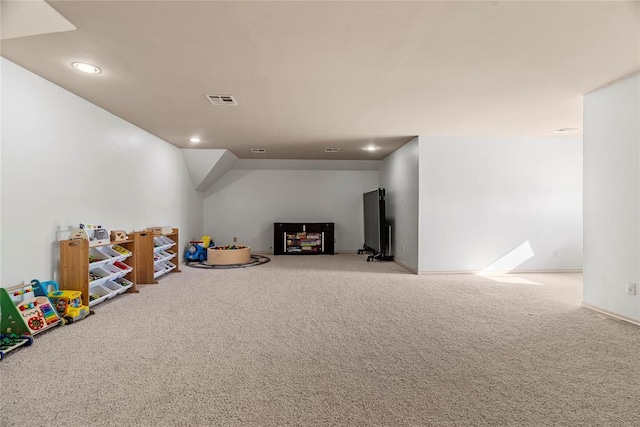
[149,228,180,283]
[59,238,139,307]
[59,228,180,301]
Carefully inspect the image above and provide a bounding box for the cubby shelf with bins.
[60,238,138,307]
[152,229,180,280]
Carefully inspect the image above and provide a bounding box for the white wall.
[583,73,640,321]
[380,137,419,272]
[203,163,379,252]
[418,136,583,273]
[1,58,203,286]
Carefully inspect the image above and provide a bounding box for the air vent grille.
[551,127,579,134]
[324,148,340,153]
[205,94,237,106]
[251,148,267,154]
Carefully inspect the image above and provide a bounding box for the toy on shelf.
[69,223,110,247]
[185,236,214,262]
[147,226,174,236]
[110,229,128,242]
[47,285,93,324]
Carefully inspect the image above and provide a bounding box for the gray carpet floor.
[1,253,639,426]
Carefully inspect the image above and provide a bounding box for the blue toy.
[185,236,214,262]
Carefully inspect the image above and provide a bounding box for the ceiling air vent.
[251,148,267,154]
[205,94,237,106]
[325,148,340,153]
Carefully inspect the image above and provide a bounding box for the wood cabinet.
[59,238,139,307]
[273,223,335,255]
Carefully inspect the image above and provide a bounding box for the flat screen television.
[362,188,386,255]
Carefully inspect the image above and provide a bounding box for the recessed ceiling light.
[551,127,579,134]
[364,145,378,151]
[189,137,201,143]
[71,62,101,74]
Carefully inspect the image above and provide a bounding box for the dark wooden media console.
[273,222,335,255]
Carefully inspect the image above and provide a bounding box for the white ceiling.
[1,0,639,160]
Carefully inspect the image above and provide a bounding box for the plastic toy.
[69,223,110,246]
[0,333,33,361]
[1,281,62,337]
[185,236,214,262]
[112,244,131,255]
[48,289,93,324]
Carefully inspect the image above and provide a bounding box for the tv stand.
[274,222,335,255]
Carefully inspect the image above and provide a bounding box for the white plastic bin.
[99,245,127,263]
[88,284,112,306]
[110,244,132,258]
[103,280,124,296]
[89,248,111,269]
[113,277,133,293]
[89,267,111,287]
[103,263,126,280]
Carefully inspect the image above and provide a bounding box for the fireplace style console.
[273,222,335,255]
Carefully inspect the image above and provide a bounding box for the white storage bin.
[153,262,167,278]
[164,260,177,272]
[89,267,111,287]
[89,248,111,269]
[111,244,132,258]
[158,250,173,262]
[112,261,133,276]
[88,284,112,307]
[99,245,127,263]
[104,280,124,295]
[159,236,175,245]
[103,263,126,280]
[113,277,133,293]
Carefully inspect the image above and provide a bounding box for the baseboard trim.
[393,259,418,274]
[252,250,359,255]
[418,269,583,275]
[581,303,640,327]
[250,250,273,255]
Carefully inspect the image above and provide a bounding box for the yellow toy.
[48,290,93,324]
[201,235,212,248]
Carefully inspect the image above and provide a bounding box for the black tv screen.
[363,188,385,253]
